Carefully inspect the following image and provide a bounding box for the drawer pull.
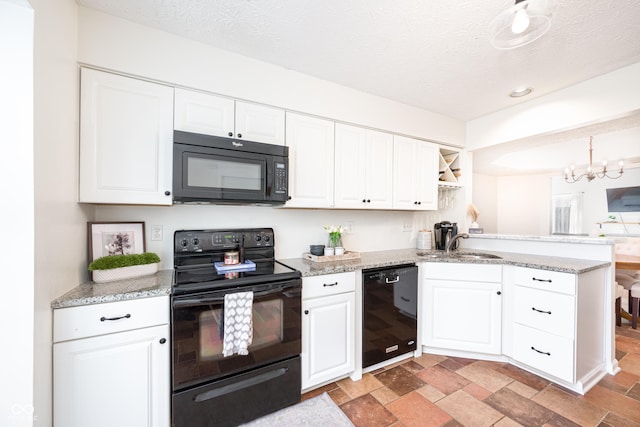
[532,277,552,283]
[531,346,551,356]
[323,282,338,287]
[400,296,410,302]
[531,307,552,315]
[100,313,131,322]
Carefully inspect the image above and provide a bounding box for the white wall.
[77,7,465,146]
[1,1,34,425]
[471,173,498,233]
[96,205,466,266]
[32,0,88,425]
[551,166,640,237]
[495,174,552,236]
[466,61,640,150]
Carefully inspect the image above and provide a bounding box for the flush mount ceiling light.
[509,87,533,97]
[490,0,555,50]
[564,136,624,183]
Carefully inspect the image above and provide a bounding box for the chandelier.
[564,136,624,183]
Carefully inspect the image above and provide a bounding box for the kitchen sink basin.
[451,253,502,260]
[418,252,502,260]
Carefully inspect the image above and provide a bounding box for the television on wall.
[606,186,640,213]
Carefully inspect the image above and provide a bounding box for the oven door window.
[172,281,301,391]
[199,298,283,360]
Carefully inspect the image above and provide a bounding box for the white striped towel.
[222,291,254,357]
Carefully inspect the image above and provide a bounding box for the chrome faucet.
[445,232,469,254]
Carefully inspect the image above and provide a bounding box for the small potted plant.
[324,225,346,256]
[89,252,161,283]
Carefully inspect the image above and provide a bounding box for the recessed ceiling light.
[509,87,533,97]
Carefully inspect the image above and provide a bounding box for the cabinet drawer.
[514,267,575,295]
[303,272,355,299]
[54,296,169,342]
[424,263,501,282]
[514,286,575,338]
[512,323,574,383]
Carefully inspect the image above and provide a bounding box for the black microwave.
[173,131,289,205]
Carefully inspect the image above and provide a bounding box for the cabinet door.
[79,68,173,205]
[364,129,394,209]
[54,324,170,427]
[415,141,438,210]
[235,101,285,145]
[423,279,502,354]
[392,136,438,210]
[174,88,234,137]
[302,292,355,390]
[392,135,418,210]
[285,113,335,208]
[334,124,367,209]
[335,124,393,209]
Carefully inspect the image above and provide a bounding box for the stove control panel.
[174,228,274,253]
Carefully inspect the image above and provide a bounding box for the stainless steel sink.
[418,252,502,260]
[452,253,502,260]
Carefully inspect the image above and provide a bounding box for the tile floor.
[302,324,640,427]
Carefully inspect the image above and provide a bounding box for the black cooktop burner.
[172,228,300,295]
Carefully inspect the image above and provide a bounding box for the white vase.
[323,247,334,256]
[334,247,345,256]
[92,262,159,283]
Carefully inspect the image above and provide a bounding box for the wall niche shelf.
[438,147,462,187]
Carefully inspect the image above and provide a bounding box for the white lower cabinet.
[423,263,502,355]
[508,266,605,388]
[53,297,170,427]
[301,272,355,390]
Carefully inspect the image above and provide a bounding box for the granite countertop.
[51,270,172,309]
[468,233,615,245]
[52,248,610,309]
[278,248,611,278]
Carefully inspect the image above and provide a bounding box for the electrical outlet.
[402,223,413,232]
[345,221,355,233]
[151,225,163,241]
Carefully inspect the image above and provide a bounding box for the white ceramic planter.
[92,262,159,283]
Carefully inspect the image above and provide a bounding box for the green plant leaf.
[88,252,160,271]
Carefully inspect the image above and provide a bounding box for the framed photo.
[88,222,146,262]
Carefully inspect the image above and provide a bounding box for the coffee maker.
[434,221,458,250]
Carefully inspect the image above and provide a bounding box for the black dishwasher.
[363,264,418,368]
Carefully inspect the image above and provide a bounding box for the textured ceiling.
[77,0,640,122]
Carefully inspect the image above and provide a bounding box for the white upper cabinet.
[392,135,438,210]
[79,68,174,205]
[174,88,285,145]
[235,100,285,145]
[284,112,335,208]
[334,124,393,209]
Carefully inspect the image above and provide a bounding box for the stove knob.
[180,239,188,247]
[255,235,262,242]
[264,235,271,242]
[192,238,199,246]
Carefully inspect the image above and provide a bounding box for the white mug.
[324,247,335,256]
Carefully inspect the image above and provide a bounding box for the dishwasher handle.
[385,275,400,284]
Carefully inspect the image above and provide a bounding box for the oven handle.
[193,366,288,402]
[173,283,300,308]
